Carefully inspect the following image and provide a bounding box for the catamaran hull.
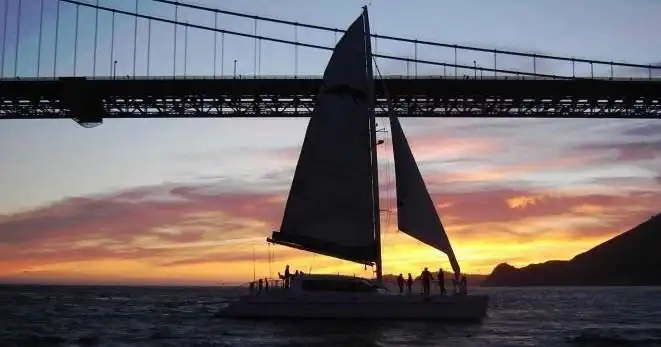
[216,294,489,320]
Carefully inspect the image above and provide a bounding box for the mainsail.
[268,10,377,265]
[389,116,461,276]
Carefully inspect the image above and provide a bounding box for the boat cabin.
[289,274,388,295]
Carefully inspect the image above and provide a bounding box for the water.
[1,285,660,347]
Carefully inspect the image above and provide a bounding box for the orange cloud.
[1,175,659,285]
[2,120,661,285]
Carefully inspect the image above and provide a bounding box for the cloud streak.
[1,119,660,284]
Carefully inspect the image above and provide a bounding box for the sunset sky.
[1,0,660,285]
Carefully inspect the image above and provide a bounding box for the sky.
[0,0,660,285]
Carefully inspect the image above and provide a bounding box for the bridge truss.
[1,76,660,120]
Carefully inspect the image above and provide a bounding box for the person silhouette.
[406,273,413,294]
[460,275,468,295]
[420,267,434,296]
[397,273,405,294]
[438,268,446,295]
[284,265,291,287]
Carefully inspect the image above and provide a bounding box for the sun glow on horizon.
[1,117,661,285]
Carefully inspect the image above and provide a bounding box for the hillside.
[482,214,661,286]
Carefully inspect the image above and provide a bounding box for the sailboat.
[216,7,489,320]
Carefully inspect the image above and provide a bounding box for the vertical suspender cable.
[454,46,458,77]
[53,0,60,77]
[414,40,418,76]
[173,2,177,77]
[92,0,99,77]
[213,13,217,77]
[184,21,188,76]
[147,19,151,76]
[294,24,298,76]
[133,0,138,78]
[257,26,261,75]
[493,50,497,77]
[220,32,224,76]
[110,11,115,76]
[37,0,44,77]
[253,18,257,77]
[14,0,22,77]
[1,0,8,77]
[73,3,79,77]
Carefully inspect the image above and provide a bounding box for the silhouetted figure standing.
[420,267,434,297]
[397,273,405,294]
[406,273,413,294]
[438,268,446,295]
[249,281,255,295]
[284,265,291,288]
[258,278,263,292]
[460,275,468,295]
[265,278,269,292]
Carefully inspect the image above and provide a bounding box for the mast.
[362,6,382,281]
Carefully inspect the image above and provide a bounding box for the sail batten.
[269,10,377,265]
[389,117,461,276]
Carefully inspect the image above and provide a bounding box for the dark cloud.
[621,123,661,137]
[576,139,661,162]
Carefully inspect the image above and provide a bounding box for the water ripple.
[1,285,660,347]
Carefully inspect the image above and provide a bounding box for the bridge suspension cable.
[153,0,660,72]
[59,0,587,79]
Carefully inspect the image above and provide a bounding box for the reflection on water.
[1,285,661,346]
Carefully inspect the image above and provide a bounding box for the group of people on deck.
[396,268,468,296]
[249,265,305,294]
[279,264,305,288]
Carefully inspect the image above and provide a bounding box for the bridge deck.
[1,76,660,119]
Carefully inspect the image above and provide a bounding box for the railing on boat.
[246,278,288,295]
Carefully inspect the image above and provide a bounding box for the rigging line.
[14,0,21,77]
[1,0,8,78]
[149,0,659,70]
[58,0,585,79]
[267,243,270,278]
[252,240,256,282]
[220,32,224,76]
[37,0,44,77]
[54,0,60,77]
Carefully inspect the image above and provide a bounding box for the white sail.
[268,11,377,265]
[389,117,461,276]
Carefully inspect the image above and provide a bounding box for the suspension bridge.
[0,0,660,126]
